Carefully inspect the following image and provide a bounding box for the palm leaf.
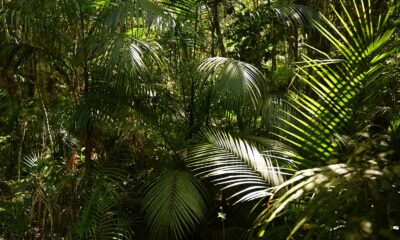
[257,132,400,238]
[198,57,264,108]
[0,202,27,236]
[143,170,207,240]
[275,0,400,163]
[74,186,135,240]
[71,38,164,133]
[270,0,319,30]
[74,161,135,240]
[187,130,288,203]
[161,0,198,17]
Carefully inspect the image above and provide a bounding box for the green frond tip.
[143,170,208,240]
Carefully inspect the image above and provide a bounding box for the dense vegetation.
[0,0,399,239]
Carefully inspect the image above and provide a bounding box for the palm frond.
[187,130,288,203]
[271,1,319,30]
[198,57,264,108]
[161,0,198,18]
[94,0,172,31]
[74,185,135,240]
[71,37,164,133]
[90,163,131,191]
[257,132,400,239]
[275,0,400,162]
[143,170,208,240]
[0,43,44,69]
[23,152,40,170]
[127,39,164,73]
[0,201,27,237]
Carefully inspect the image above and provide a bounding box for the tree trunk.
[212,0,226,56]
[17,120,27,181]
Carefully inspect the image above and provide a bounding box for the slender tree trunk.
[187,77,196,139]
[293,27,299,62]
[236,111,245,132]
[193,3,199,58]
[77,0,94,171]
[17,120,27,181]
[83,63,93,171]
[39,89,54,153]
[212,0,226,56]
[84,134,93,170]
[210,4,216,57]
[268,0,276,71]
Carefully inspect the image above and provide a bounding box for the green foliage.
[187,130,289,203]
[198,57,264,107]
[256,0,400,238]
[143,170,208,240]
[258,131,400,239]
[1,0,399,239]
[0,181,27,238]
[186,0,400,239]
[225,0,317,71]
[74,186,135,240]
[277,0,399,161]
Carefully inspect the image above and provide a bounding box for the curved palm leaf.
[268,0,319,30]
[198,57,264,108]
[187,130,289,203]
[93,0,172,31]
[0,200,26,237]
[161,0,198,18]
[142,170,208,240]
